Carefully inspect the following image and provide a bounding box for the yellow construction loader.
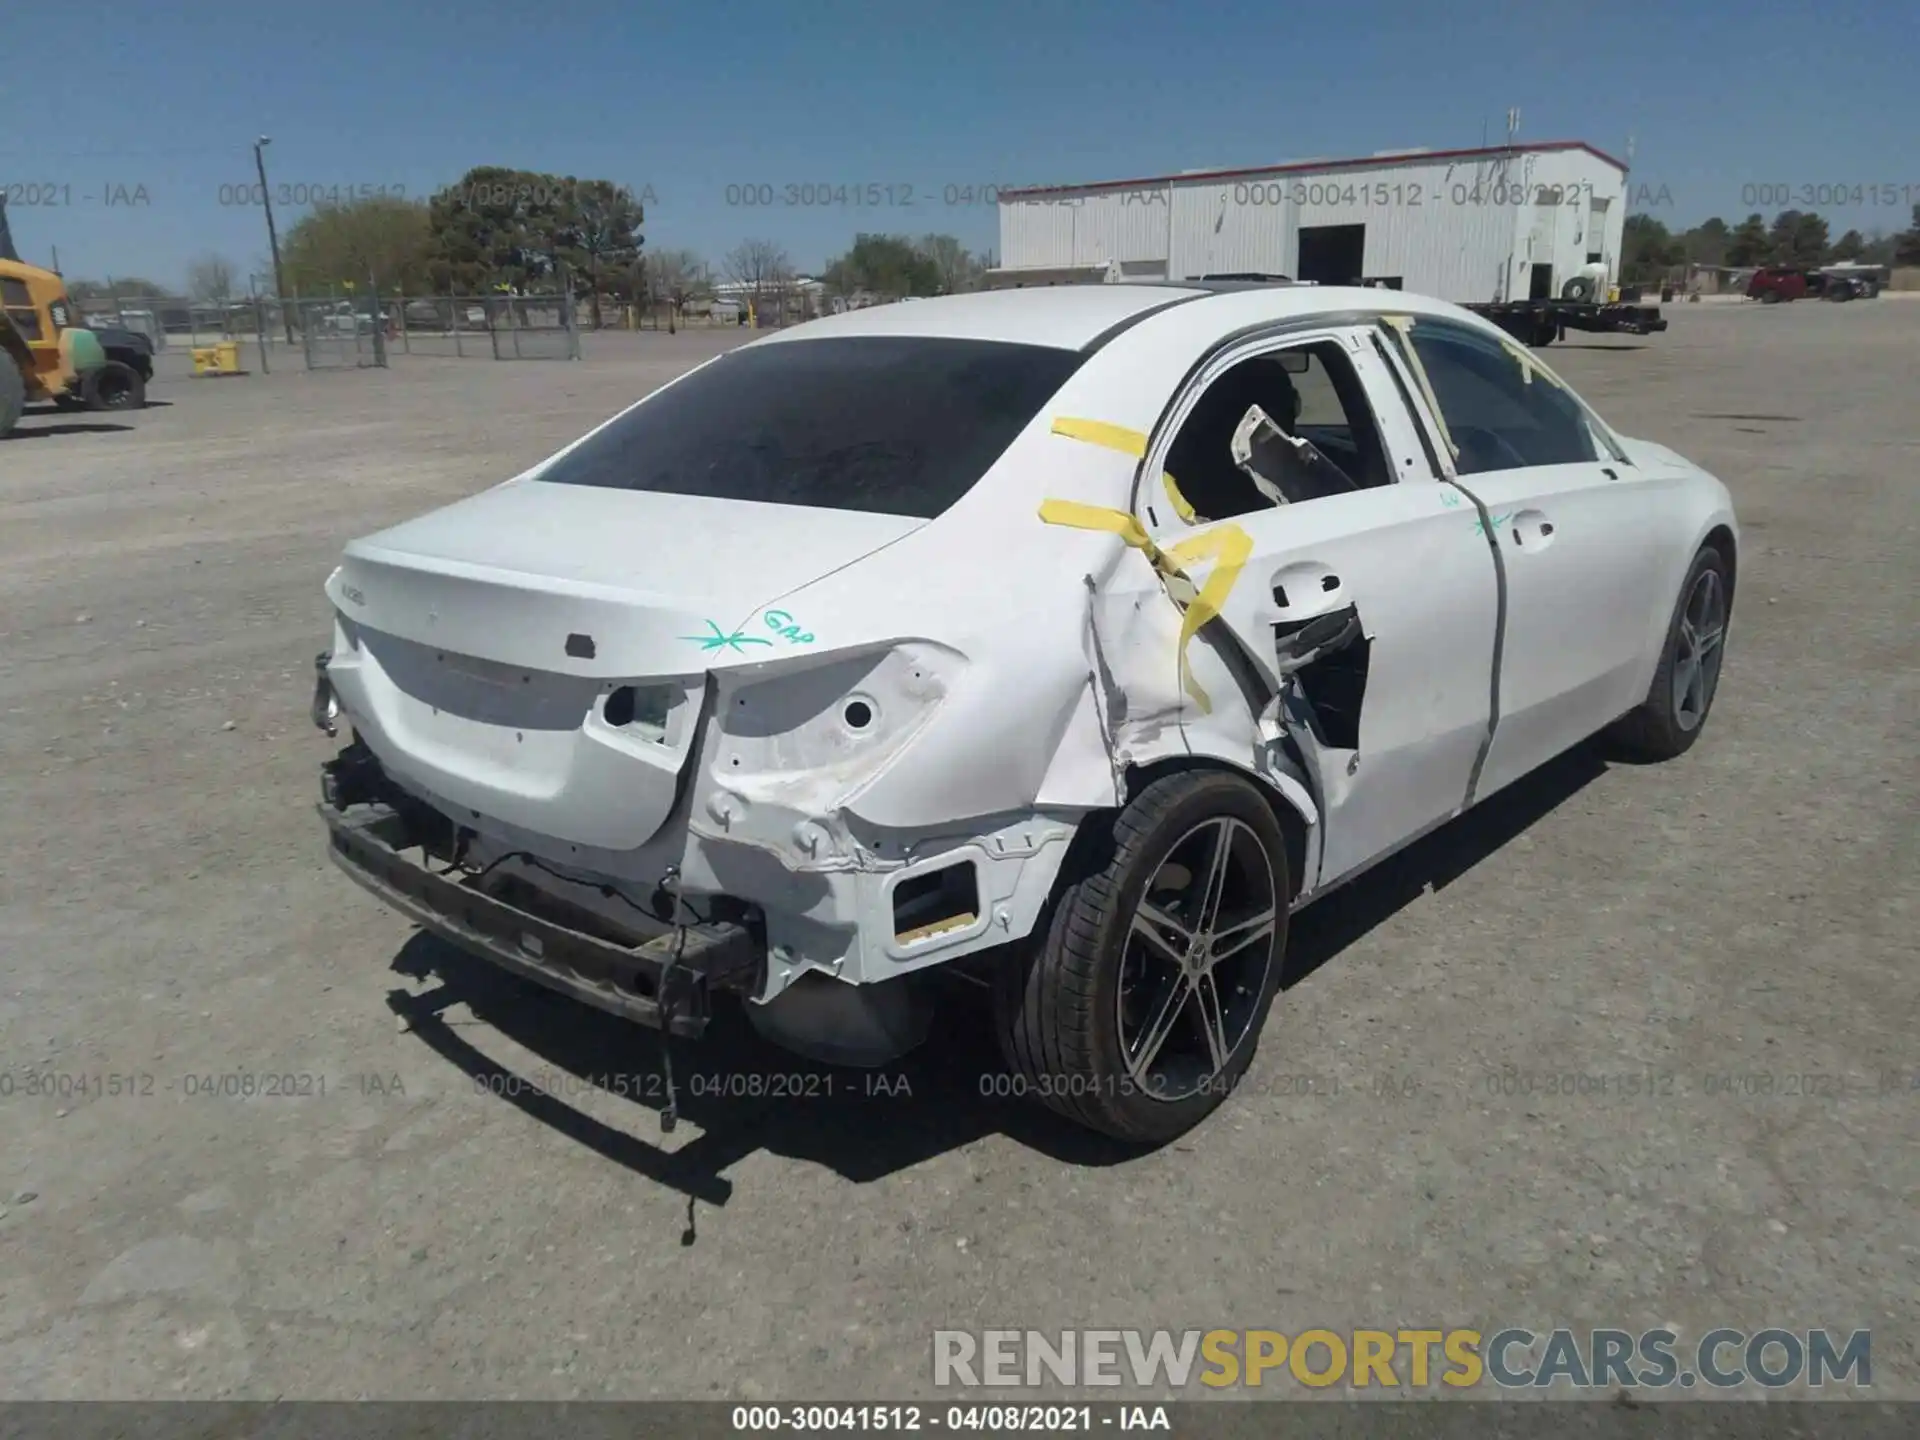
[1,257,152,437]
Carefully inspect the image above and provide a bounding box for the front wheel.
[1608,545,1732,760]
[995,771,1290,1144]
[84,360,146,411]
[0,349,24,437]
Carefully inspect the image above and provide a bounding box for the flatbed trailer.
[1465,298,1667,346]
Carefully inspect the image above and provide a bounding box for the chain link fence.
[75,283,582,372]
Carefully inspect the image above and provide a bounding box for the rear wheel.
[0,349,23,437]
[995,771,1289,1143]
[1609,546,1732,760]
[1760,289,1781,304]
[84,360,145,411]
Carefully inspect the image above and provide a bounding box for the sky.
[3,0,1914,288]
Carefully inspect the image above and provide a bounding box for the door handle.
[1510,509,1554,548]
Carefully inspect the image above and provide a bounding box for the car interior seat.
[1165,361,1305,521]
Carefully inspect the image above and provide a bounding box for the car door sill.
[1294,805,1463,911]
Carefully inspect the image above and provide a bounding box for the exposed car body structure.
[315,282,1737,1141]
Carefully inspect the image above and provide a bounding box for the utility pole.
[255,136,293,344]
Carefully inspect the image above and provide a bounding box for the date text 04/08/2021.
[728,1404,1169,1432]
[471,1070,912,1102]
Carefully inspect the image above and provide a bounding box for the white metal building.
[991,141,1629,304]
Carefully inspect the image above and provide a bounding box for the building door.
[1296,225,1367,285]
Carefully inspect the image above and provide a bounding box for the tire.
[83,360,145,411]
[1561,276,1596,302]
[0,348,23,437]
[1759,289,1781,304]
[1608,545,1732,760]
[994,770,1290,1143]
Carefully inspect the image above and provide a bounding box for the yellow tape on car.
[1044,414,1260,712]
[1498,336,1568,389]
[1051,416,1149,457]
[1036,497,1249,715]
[1164,526,1254,714]
[1052,415,1200,526]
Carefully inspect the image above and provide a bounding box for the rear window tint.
[534,335,1085,518]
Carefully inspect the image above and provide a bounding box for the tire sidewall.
[1653,546,1732,745]
[85,362,143,411]
[0,350,24,436]
[1077,774,1290,1140]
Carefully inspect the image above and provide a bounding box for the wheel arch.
[1703,522,1738,601]
[1120,754,1315,906]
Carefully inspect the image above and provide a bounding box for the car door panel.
[1155,330,1501,892]
[1456,461,1681,798]
[1178,485,1499,889]
[1372,316,1674,802]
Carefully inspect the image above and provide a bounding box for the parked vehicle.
[1747,268,1809,304]
[1,258,149,436]
[313,282,1737,1143]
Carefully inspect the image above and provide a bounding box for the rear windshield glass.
[534,335,1085,518]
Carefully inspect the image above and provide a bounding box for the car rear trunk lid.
[323,480,922,850]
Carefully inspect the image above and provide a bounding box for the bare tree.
[186,253,238,304]
[648,248,709,323]
[724,238,792,319]
[916,233,982,294]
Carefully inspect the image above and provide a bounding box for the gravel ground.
[0,302,1913,1401]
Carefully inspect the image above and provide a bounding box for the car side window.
[1160,339,1392,523]
[1400,324,1599,475]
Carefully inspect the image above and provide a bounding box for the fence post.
[562,262,581,360]
[251,279,270,375]
[399,291,411,355]
[451,284,464,358]
[368,271,388,369]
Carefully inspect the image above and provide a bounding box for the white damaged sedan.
[313,282,1736,1142]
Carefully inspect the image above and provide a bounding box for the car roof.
[748,282,1516,354]
[747,285,1209,352]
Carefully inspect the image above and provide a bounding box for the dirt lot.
[0,304,1914,1401]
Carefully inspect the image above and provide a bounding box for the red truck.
[1746,267,1809,303]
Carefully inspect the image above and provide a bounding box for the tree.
[723,238,793,313]
[428,167,561,294]
[646,248,709,321]
[1621,214,1682,281]
[1680,216,1729,267]
[1894,205,1920,266]
[820,233,942,301]
[428,167,631,295]
[65,276,169,300]
[1766,209,1829,266]
[1724,213,1770,268]
[915,233,985,294]
[186,253,237,304]
[282,195,433,293]
[558,179,644,329]
[1829,229,1866,262]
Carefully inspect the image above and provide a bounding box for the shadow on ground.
[3,421,136,438]
[388,744,1611,1208]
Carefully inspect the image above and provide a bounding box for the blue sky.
[3,0,1913,287]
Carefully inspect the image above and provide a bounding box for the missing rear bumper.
[320,792,760,1040]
